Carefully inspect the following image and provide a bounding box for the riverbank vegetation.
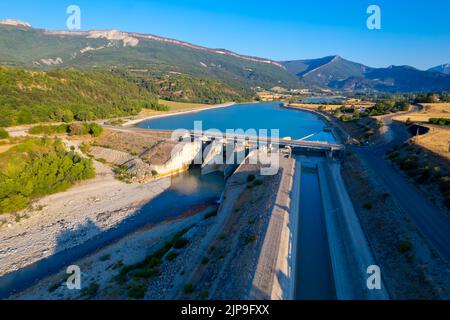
[30,123,103,137]
[0,128,9,139]
[0,138,94,214]
[429,118,450,126]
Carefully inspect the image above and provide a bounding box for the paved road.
[352,107,450,264]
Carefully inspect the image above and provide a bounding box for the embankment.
[317,160,389,300]
[250,155,298,300]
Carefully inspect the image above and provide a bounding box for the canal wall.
[317,160,389,300]
[250,156,298,300]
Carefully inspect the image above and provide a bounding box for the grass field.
[289,103,343,111]
[158,99,209,111]
[135,99,216,118]
[394,103,450,123]
[412,125,450,160]
[289,102,374,112]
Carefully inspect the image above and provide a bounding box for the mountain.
[281,56,450,92]
[281,55,368,87]
[1,20,449,93]
[428,64,450,75]
[330,65,450,92]
[0,20,299,89]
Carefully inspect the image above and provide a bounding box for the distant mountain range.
[281,55,450,92]
[428,64,450,75]
[0,19,449,93]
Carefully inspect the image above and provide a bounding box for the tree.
[0,128,9,139]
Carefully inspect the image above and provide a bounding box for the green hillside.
[0,66,250,127]
[0,25,299,89]
[0,66,157,127]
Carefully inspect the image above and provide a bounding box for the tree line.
[0,67,159,127]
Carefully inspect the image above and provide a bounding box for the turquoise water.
[138,102,335,142]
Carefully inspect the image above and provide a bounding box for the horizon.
[0,0,449,70]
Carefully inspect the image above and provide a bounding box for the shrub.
[204,208,218,219]
[363,202,373,210]
[183,283,194,294]
[132,267,159,279]
[165,251,179,261]
[80,282,99,299]
[145,102,170,111]
[87,123,103,137]
[387,151,400,161]
[399,156,419,171]
[0,128,9,139]
[415,167,431,184]
[114,165,129,174]
[29,124,68,135]
[48,282,61,293]
[242,234,257,245]
[100,254,111,261]
[254,179,264,186]
[173,237,189,249]
[79,142,92,154]
[247,174,256,183]
[105,119,126,126]
[398,241,413,253]
[127,284,147,299]
[201,257,209,265]
[429,118,450,126]
[0,138,95,214]
[200,290,209,300]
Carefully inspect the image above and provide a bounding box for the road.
[352,106,450,264]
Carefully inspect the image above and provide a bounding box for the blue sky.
[1,0,449,69]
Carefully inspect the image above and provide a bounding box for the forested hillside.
[0,66,251,127]
[0,67,156,127]
[137,74,253,104]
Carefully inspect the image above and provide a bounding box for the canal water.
[295,159,336,300]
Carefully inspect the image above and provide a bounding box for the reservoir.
[138,102,335,142]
